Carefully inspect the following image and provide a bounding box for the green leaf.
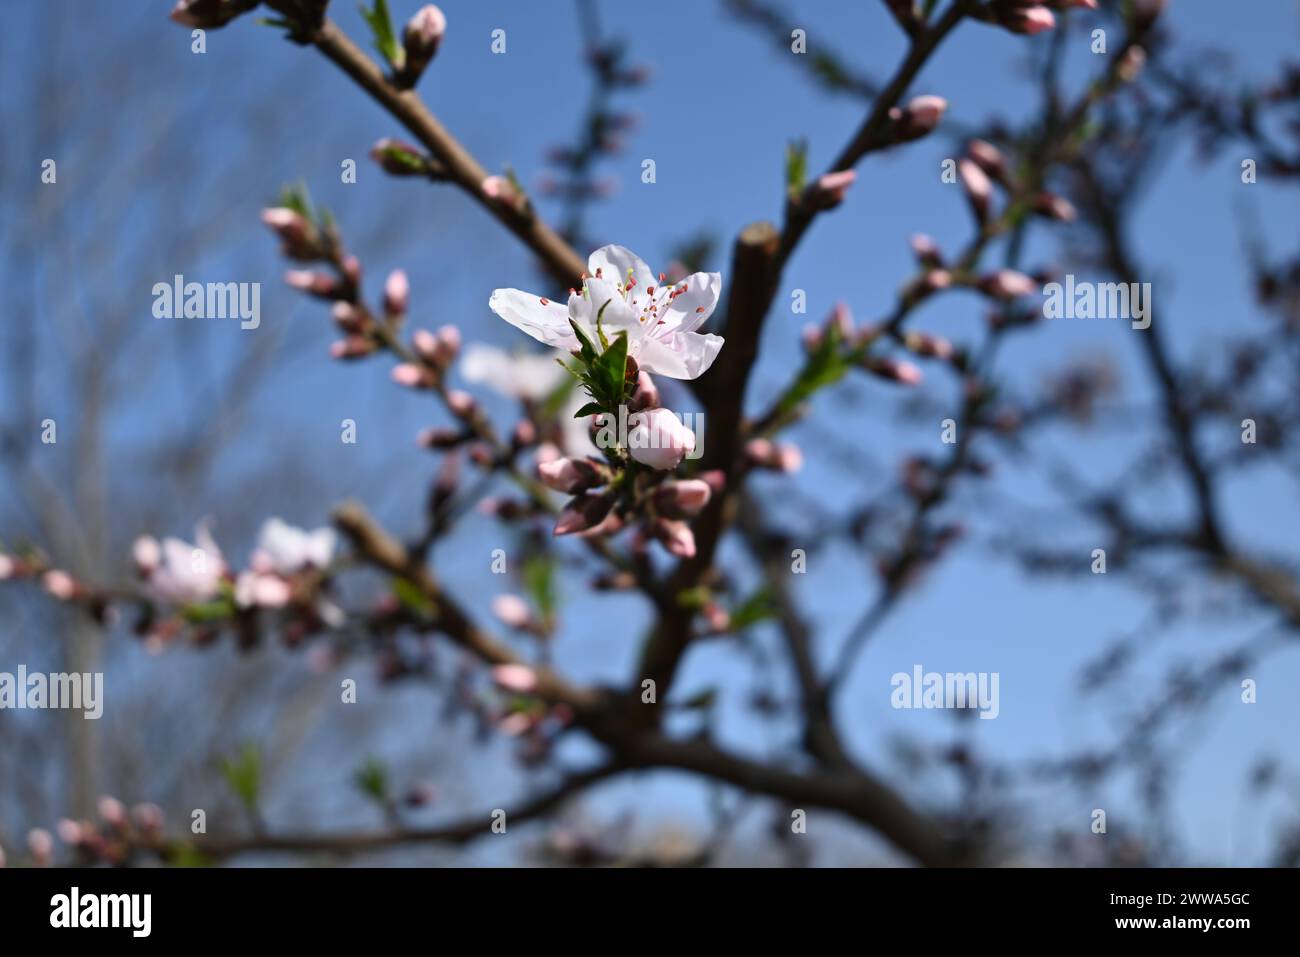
[786,139,809,196]
[573,401,605,418]
[359,0,403,69]
[568,318,598,363]
[392,577,436,617]
[730,586,779,630]
[522,554,558,620]
[597,331,629,404]
[182,597,235,624]
[352,757,390,804]
[220,743,262,810]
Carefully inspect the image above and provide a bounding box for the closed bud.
[652,478,713,518]
[418,426,463,449]
[447,390,477,419]
[630,370,660,412]
[888,95,948,142]
[910,233,944,267]
[863,356,924,386]
[401,5,447,84]
[904,330,955,360]
[260,207,316,259]
[384,269,410,316]
[802,170,857,210]
[330,335,377,360]
[332,302,366,335]
[650,518,697,558]
[957,158,993,224]
[978,269,1038,299]
[491,598,534,634]
[392,362,435,389]
[370,138,430,176]
[1033,191,1077,222]
[966,139,1008,184]
[284,270,340,299]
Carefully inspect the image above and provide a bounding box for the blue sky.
[5,0,1299,864]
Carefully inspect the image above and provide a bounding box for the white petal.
[634,332,724,380]
[587,245,654,291]
[662,272,722,332]
[489,288,577,350]
[461,343,566,400]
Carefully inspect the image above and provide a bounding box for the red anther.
[658,272,666,281]
[695,306,705,312]
[646,286,655,294]
[539,297,549,305]
[595,268,603,278]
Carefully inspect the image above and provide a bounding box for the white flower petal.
[587,244,654,291]
[461,343,566,400]
[489,288,577,350]
[663,272,722,333]
[635,332,724,380]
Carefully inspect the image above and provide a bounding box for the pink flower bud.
[967,139,1007,183]
[436,324,462,361]
[332,302,366,334]
[957,158,993,223]
[498,712,536,737]
[627,408,696,470]
[776,444,804,473]
[260,207,313,255]
[402,5,447,81]
[133,535,161,574]
[910,233,943,266]
[630,370,660,412]
[411,328,440,363]
[979,269,1038,299]
[0,554,14,581]
[57,819,83,845]
[803,169,857,210]
[653,478,713,518]
[97,796,127,827]
[27,828,53,865]
[284,270,339,298]
[491,596,533,632]
[482,175,524,210]
[553,493,615,536]
[1010,5,1055,35]
[132,803,164,832]
[889,95,948,141]
[1033,192,1076,222]
[702,602,731,634]
[331,335,375,360]
[384,269,409,316]
[512,419,537,448]
[651,518,697,558]
[447,390,477,418]
[698,470,727,496]
[538,457,580,492]
[904,331,956,360]
[392,363,434,388]
[864,356,924,386]
[169,0,246,29]
[1117,46,1146,83]
[43,570,78,601]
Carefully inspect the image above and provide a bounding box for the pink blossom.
[492,595,533,631]
[384,269,409,316]
[42,570,78,601]
[627,408,696,470]
[492,662,539,693]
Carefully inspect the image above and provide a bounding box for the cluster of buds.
[391,324,463,392]
[24,798,164,867]
[487,664,574,764]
